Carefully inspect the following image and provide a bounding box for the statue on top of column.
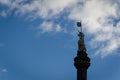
[77,22,86,52]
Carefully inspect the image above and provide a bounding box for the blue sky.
[0,0,120,80]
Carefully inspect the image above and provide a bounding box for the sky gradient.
[0,0,120,80]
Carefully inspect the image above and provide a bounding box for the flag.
[77,22,81,27]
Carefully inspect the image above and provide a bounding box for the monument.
[74,22,90,80]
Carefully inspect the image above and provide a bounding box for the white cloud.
[56,25,62,32]
[0,0,11,5]
[39,21,53,33]
[0,0,120,57]
[0,11,7,17]
[69,0,117,33]
[0,68,8,73]
[38,21,63,33]
[13,0,76,19]
[1,68,8,73]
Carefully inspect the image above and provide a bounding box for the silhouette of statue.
[74,22,90,80]
[77,22,86,52]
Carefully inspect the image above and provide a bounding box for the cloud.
[39,21,53,33]
[69,0,120,57]
[37,21,63,33]
[0,0,120,57]
[0,11,7,17]
[0,0,11,5]
[1,68,8,73]
[56,25,62,32]
[0,66,8,73]
[0,0,76,18]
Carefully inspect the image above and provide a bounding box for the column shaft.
[77,69,87,80]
